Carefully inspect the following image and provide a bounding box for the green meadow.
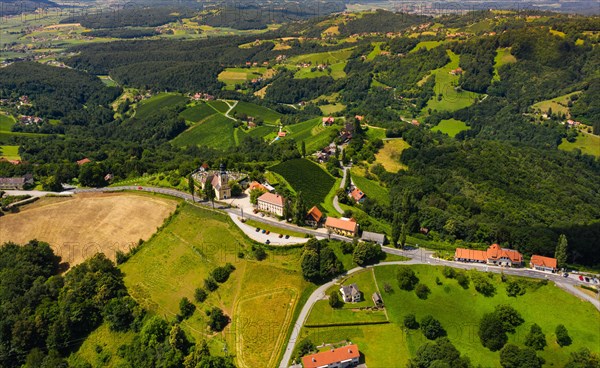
[431,118,470,137]
[231,101,282,124]
[179,103,217,123]
[559,132,600,157]
[135,93,188,119]
[171,114,236,149]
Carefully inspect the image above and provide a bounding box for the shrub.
[194,288,207,303]
[494,304,524,333]
[442,266,456,279]
[555,324,572,347]
[403,313,419,329]
[340,242,355,254]
[252,245,267,261]
[420,315,446,340]
[397,267,419,291]
[524,324,547,351]
[500,344,544,368]
[415,283,431,300]
[204,277,218,292]
[471,272,496,296]
[383,282,393,293]
[178,297,196,319]
[456,271,470,289]
[506,280,526,297]
[435,277,442,285]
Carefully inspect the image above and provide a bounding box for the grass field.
[231,101,282,124]
[492,48,516,81]
[218,67,268,86]
[0,113,16,131]
[350,167,389,204]
[179,103,217,122]
[118,204,311,367]
[269,158,336,207]
[0,145,20,160]
[246,125,276,138]
[135,93,188,119]
[0,193,177,267]
[298,264,600,367]
[295,62,347,80]
[318,103,346,115]
[171,114,236,149]
[365,126,386,141]
[431,119,470,137]
[374,139,410,173]
[69,324,135,367]
[532,91,581,117]
[286,48,354,66]
[244,219,306,238]
[410,40,444,53]
[208,100,231,114]
[559,132,600,157]
[425,50,480,113]
[284,118,338,153]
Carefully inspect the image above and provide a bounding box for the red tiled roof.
[350,188,365,202]
[302,344,360,368]
[258,192,285,207]
[278,131,286,137]
[454,248,487,262]
[306,206,323,222]
[322,116,334,124]
[249,181,267,192]
[77,158,91,166]
[530,255,557,269]
[325,217,357,233]
[487,243,523,263]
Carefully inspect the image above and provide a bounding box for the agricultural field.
[135,93,188,119]
[231,101,282,124]
[179,103,217,123]
[425,50,480,113]
[117,204,311,367]
[171,114,236,149]
[246,125,276,138]
[218,67,276,89]
[318,103,346,115]
[286,48,354,66]
[373,139,410,173]
[208,100,231,114]
[410,40,444,53]
[559,132,600,157]
[431,118,470,137]
[532,91,581,117]
[350,167,389,204]
[0,145,20,160]
[269,158,336,207]
[0,192,177,267]
[294,62,347,80]
[366,42,383,61]
[281,118,334,152]
[297,264,600,367]
[492,48,517,81]
[0,113,16,131]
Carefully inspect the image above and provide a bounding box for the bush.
[403,313,419,329]
[442,266,456,279]
[204,277,218,292]
[555,324,572,347]
[435,277,442,285]
[506,280,526,297]
[471,272,496,297]
[340,242,355,254]
[397,267,419,291]
[415,283,431,300]
[456,271,470,289]
[194,288,207,303]
[252,245,267,261]
[420,315,446,340]
[383,282,393,293]
[178,297,196,319]
[524,324,547,351]
[329,290,343,308]
[479,313,508,351]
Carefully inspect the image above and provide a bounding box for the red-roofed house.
[257,192,286,216]
[302,344,360,368]
[248,181,268,192]
[454,244,523,267]
[355,115,364,122]
[350,188,365,203]
[530,255,557,272]
[77,158,91,166]
[325,217,358,237]
[454,248,487,263]
[323,116,335,126]
[306,206,323,227]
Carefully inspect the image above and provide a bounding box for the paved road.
[332,166,347,215]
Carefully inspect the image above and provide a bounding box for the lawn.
[425,50,480,113]
[374,139,410,173]
[0,145,20,160]
[179,103,217,123]
[269,158,336,207]
[559,132,600,157]
[364,126,386,141]
[350,167,389,204]
[135,93,188,119]
[431,118,470,137]
[231,101,282,124]
[0,113,16,131]
[492,48,516,81]
[119,204,311,367]
[366,42,383,61]
[297,264,600,367]
[171,114,236,150]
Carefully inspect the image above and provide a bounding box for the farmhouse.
[350,188,365,203]
[257,192,285,216]
[0,174,33,190]
[248,181,268,192]
[198,164,232,200]
[325,217,358,237]
[530,255,558,272]
[306,206,323,227]
[322,116,335,126]
[361,231,386,245]
[302,344,360,368]
[454,244,523,267]
[340,284,361,303]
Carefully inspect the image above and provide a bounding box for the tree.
[494,305,524,333]
[178,297,196,319]
[294,339,316,361]
[524,324,547,351]
[404,313,419,329]
[479,313,508,351]
[408,337,471,368]
[229,180,242,197]
[506,280,526,297]
[391,213,401,248]
[194,288,207,303]
[353,242,383,266]
[456,272,470,289]
[471,272,496,297]
[415,283,431,299]
[555,234,568,269]
[293,192,307,225]
[188,174,195,202]
[420,315,446,340]
[500,344,544,368]
[204,181,215,208]
[397,267,419,291]
[204,277,218,292]
[564,348,600,368]
[249,188,266,205]
[301,249,321,282]
[301,140,306,157]
[207,307,229,332]
[329,290,342,308]
[103,296,137,332]
[555,324,572,347]
[169,324,189,351]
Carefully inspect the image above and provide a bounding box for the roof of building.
[530,255,557,269]
[278,131,287,137]
[0,177,26,185]
[302,344,360,368]
[372,292,383,303]
[77,158,91,166]
[350,188,365,202]
[248,181,267,192]
[340,283,360,296]
[361,231,386,244]
[322,116,334,123]
[306,206,323,222]
[325,217,358,233]
[257,192,285,207]
[454,248,488,262]
[487,243,523,263]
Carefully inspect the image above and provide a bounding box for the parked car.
[278,234,283,238]
[137,186,143,190]
[285,235,290,239]
[261,229,266,234]
[584,277,590,282]
[579,275,584,281]
[593,278,599,284]
[562,273,569,277]
[265,239,270,245]
[266,230,270,235]
[255,228,260,232]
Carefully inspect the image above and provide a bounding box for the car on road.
[266,230,270,235]
[137,186,143,190]
[261,229,266,234]
[265,240,270,245]
[278,234,283,238]
[593,278,599,284]
[562,273,569,277]
[285,235,290,239]
[584,277,590,283]
[255,228,260,232]
[579,275,584,281]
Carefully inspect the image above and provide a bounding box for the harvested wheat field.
[0,192,178,266]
